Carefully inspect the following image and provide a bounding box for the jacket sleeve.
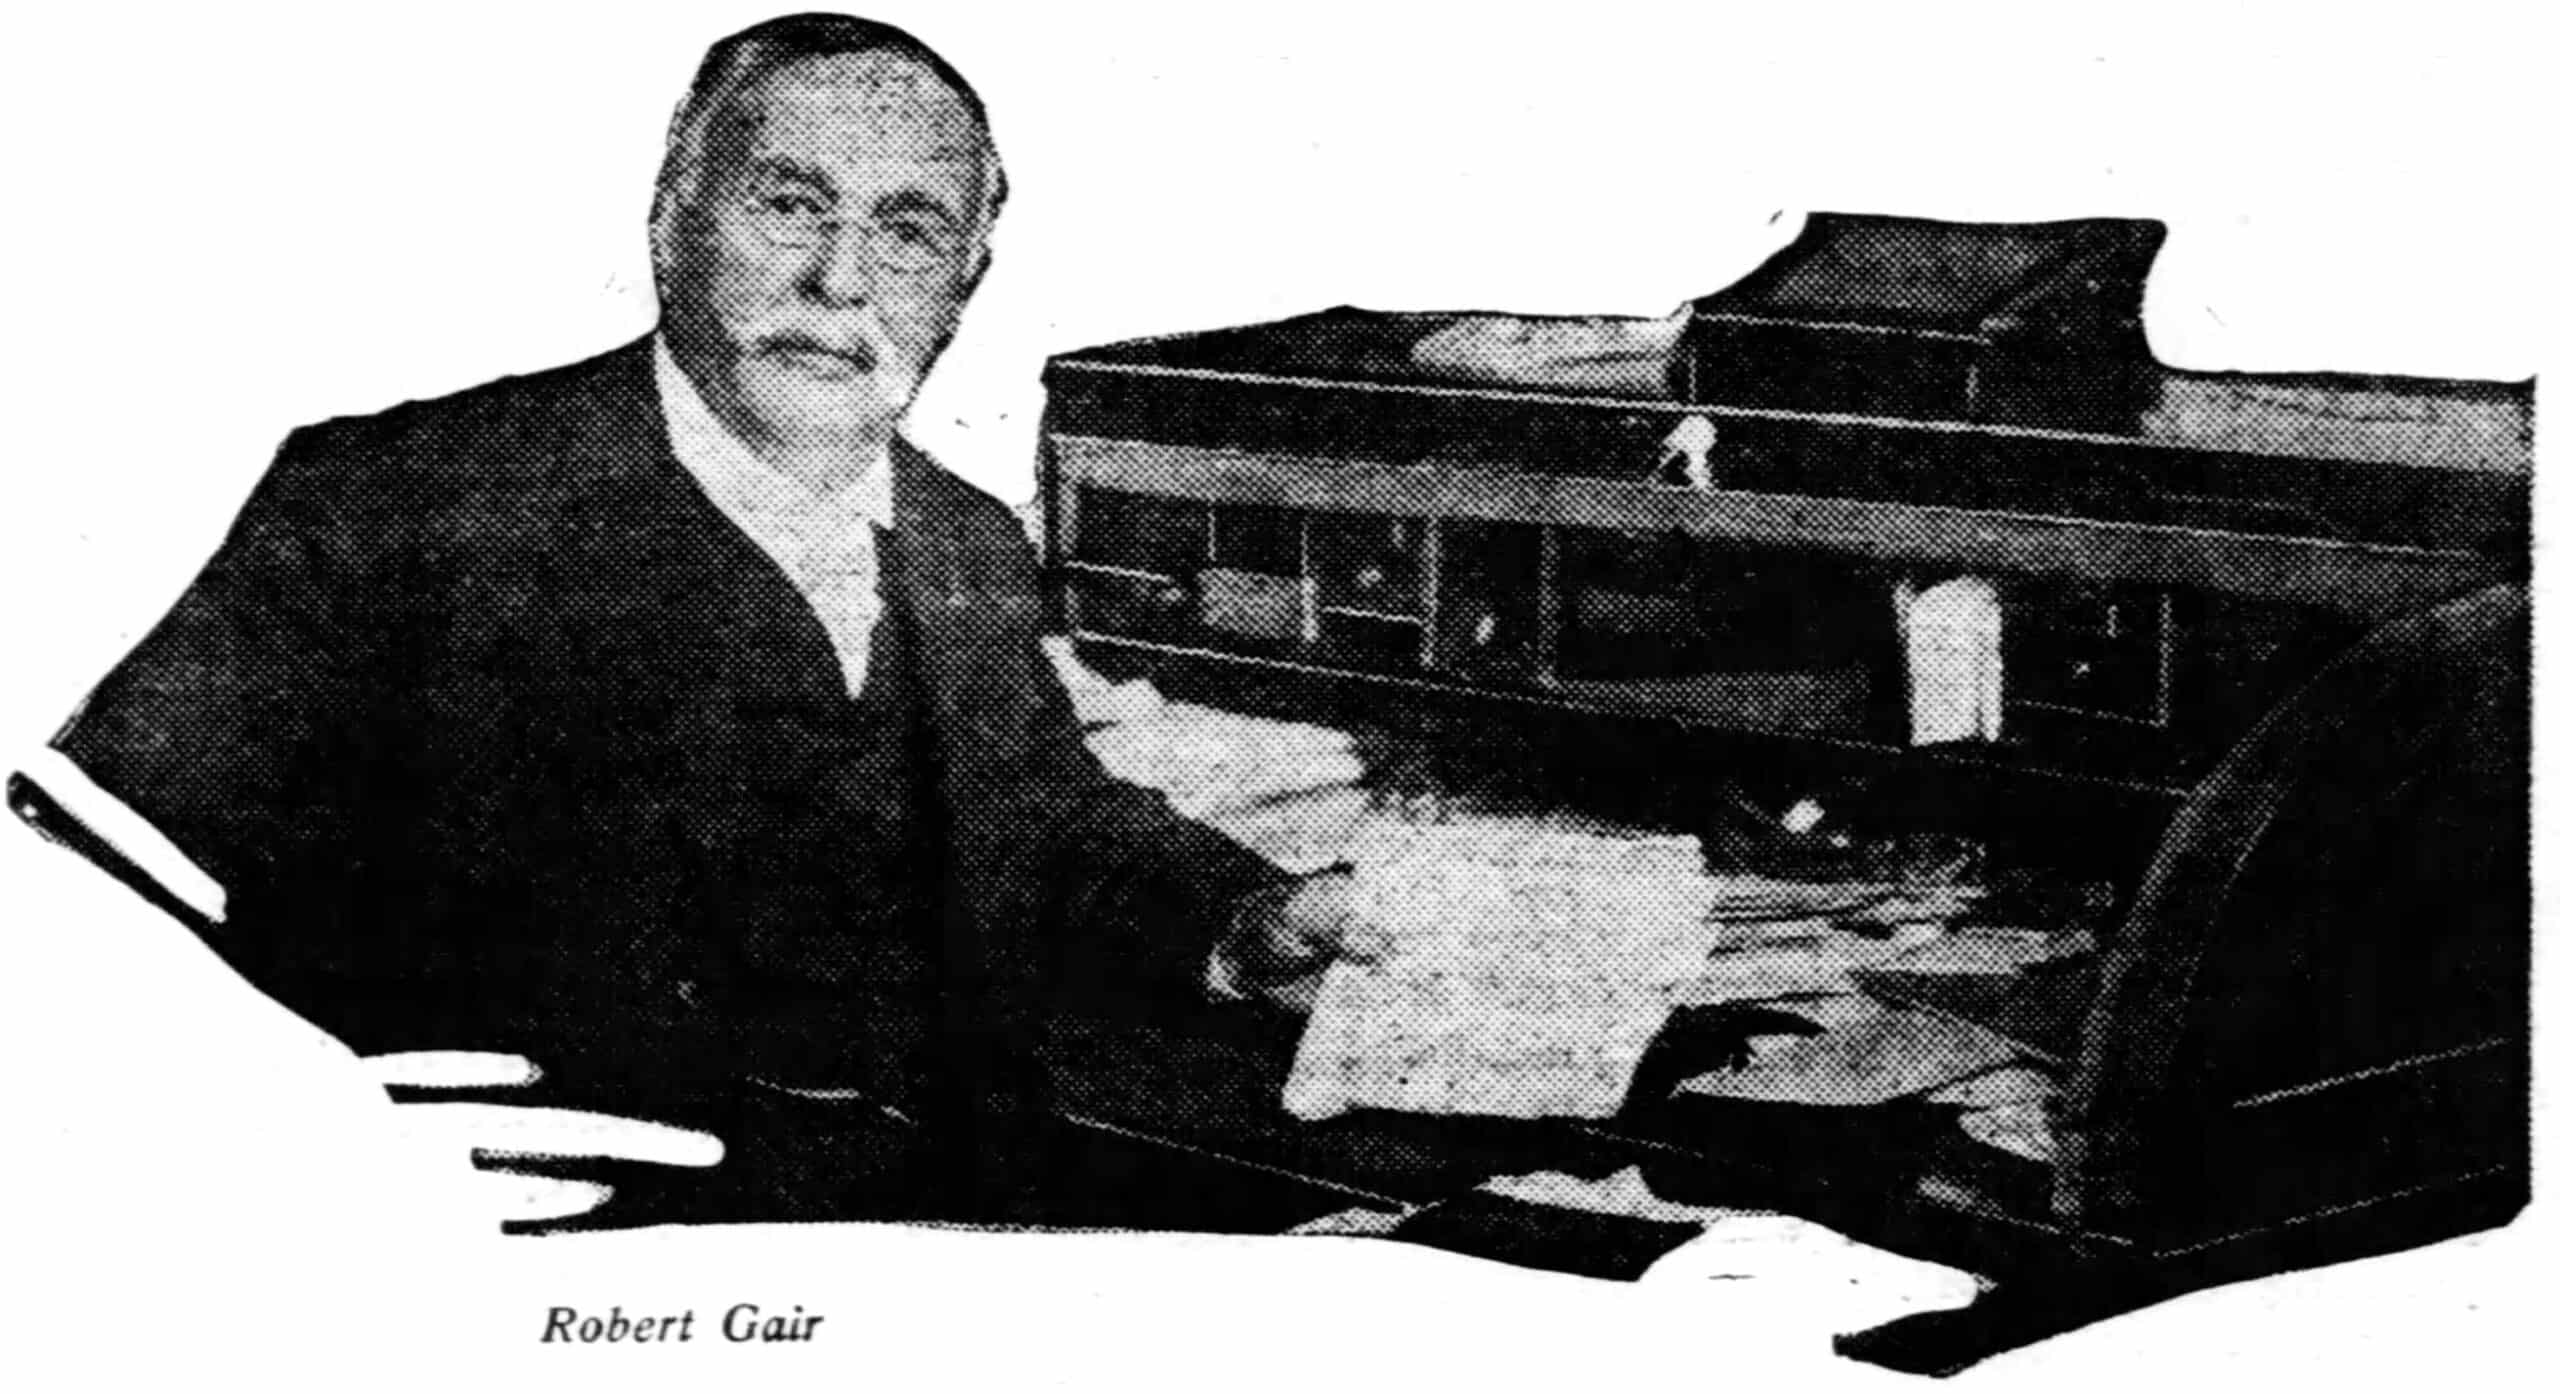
[51,426,385,985]
[959,509,1296,1003]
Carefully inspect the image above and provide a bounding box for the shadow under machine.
[1038,213,2530,1368]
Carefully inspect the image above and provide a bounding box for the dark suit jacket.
[57,337,1289,1116]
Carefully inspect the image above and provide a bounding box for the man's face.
[661,52,990,457]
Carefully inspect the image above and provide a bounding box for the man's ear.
[649,223,675,287]
[959,240,996,301]
[648,202,696,304]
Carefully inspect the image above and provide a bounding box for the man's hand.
[1217,868,1391,1013]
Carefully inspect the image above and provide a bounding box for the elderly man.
[50,13,1365,1218]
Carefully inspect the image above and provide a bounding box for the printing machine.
[1035,213,2532,1370]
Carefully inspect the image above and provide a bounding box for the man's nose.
[799,225,874,307]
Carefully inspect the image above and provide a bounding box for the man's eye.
[881,218,949,251]
[759,193,824,216]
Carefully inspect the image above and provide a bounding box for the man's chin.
[738,380,911,447]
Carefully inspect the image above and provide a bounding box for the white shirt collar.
[650,335,898,532]
[650,334,897,700]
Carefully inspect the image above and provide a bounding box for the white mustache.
[750,319,920,403]
[758,330,865,361]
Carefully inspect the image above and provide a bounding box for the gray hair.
[648,13,1008,282]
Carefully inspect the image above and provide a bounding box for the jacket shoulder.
[890,444,1053,627]
[897,442,1011,516]
[895,441,1043,554]
[282,340,655,475]
[225,340,660,579]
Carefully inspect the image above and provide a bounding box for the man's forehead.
[733,51,988,165]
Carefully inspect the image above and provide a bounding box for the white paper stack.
[1048,635,1378,869]
[1041,635,1168,729]
[1283,822,1721,1121]
[1675,916,1947,1008]
[1478,1166,1758,1226]
[1081,705,1367,821]
[1933,1064,2061,1162]
[1673,992,2018,1108]
[1192,784,1377,875]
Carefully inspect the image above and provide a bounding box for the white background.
[0,2,2547,1390]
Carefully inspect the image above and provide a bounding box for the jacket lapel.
[550,340,865,840]
[890,440,1044,873]
[888,440,1060,1111]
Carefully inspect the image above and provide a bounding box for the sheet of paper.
[1674,920,1946,1007]
[1958,1102,2059,1163]
[1871,926,2061,977]
[1928,1063,2058,1109]
[1478,1166,1761,1227]
[1674,994,2019,1107]
[1283,823,1721,1121]
[1936,1065,2061,1163]
[1709,874,1985,924]
[1041,635,1168,729]
[1898,576,2003,745]
[1196,784,1376,874]
[1283,1206,1414,1237]
[1082,704,1365,818]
